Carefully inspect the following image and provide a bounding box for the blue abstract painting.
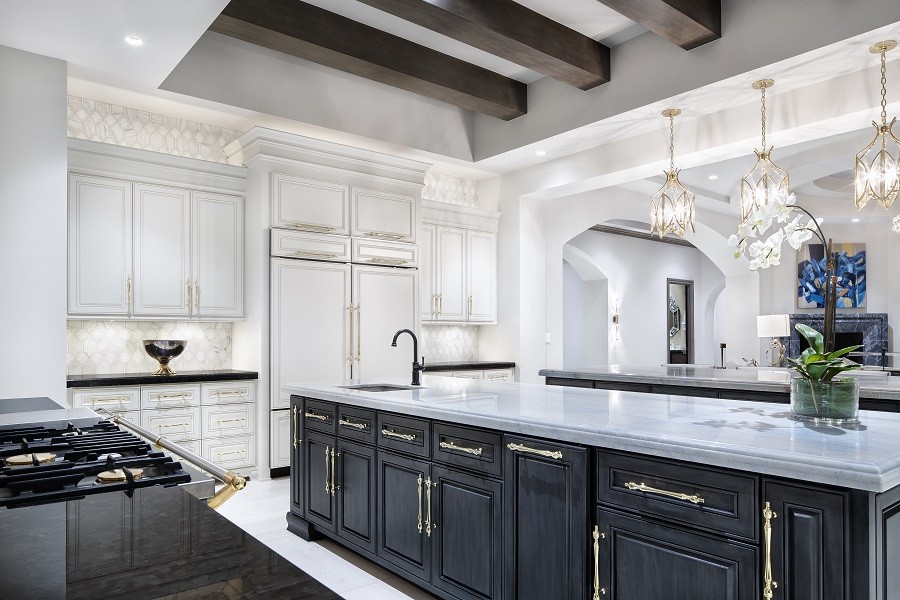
[797,243,866,308]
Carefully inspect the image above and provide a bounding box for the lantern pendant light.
[739,79,790,223]
[855,40,900,210]
[650,109,696,238]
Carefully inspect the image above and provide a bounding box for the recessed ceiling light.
[535,150,546,156]
[708,175,718,180]
[851,218,860,222]
[125,36,143,46]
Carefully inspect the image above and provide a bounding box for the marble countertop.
[539,365,900,400]
[285,375,900,493]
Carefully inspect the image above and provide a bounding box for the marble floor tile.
[217,476,437,599]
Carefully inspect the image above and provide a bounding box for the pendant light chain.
[761,83,767,149]
[669,112,675,173]
[881,46,888,127]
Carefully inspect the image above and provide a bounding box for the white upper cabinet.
[351,187,416,243]
[192,191,244,318]
[68,174,133,316]
[419,223,436,319]
[437,227,467,322]
[272,173,350,235]
[132,184,192,317]
[467,230,497,323]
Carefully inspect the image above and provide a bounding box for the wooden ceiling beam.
[595,0,721,50]
[355,0,610,90]
[210,0,527,120]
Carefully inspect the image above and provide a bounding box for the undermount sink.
[339,383,422,392]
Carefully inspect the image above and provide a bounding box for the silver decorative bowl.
[142,340,187,375]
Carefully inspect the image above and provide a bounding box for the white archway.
[562,245,611,367]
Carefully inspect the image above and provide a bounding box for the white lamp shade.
[757,314,790,338]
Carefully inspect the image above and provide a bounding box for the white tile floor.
[217,477,437,599]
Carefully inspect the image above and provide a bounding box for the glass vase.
[790,377,859,424]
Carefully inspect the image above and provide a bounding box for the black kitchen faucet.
[391,329,424,386]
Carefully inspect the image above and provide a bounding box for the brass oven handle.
[330,448,337,495]
[593,525,606,598]
[289,221,336,233]
[382,428,416,442]
[186,279,192,309]
[506,442,562,460]
[324,445,330,494]
[305,411,328,421]
[292,406,299,449]
[440,441,483,456]
[624,481,705,505]
[425,477,434,537]
[293,250,339,259]
[210,389,246,398]
[194,281,200,310]
[417,474,423,533]
[763,501,778,599]
[126,276,132,315]
[363,231,407,240]
[339,418,367,430]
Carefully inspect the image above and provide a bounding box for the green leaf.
[826,345,863,361]
[795,324,825,354]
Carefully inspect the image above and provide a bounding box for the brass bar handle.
[432,293,437,318]
[425,477,434,537]
[355,304,361,363]
[488,374,510,381]
[153,393,189,400]
[440,441,483,456]
[304,411,328,421]
[157,422,190,430]
[363,231,407,240]
[289,221,336,233]
[126,276,132,315]
[593,525,606,598]
[214,418,246,426]
[292,406,299,450]
[366,257,410,266]
[210,389,246,398]
[194,281,200,311]
[346,304,354,364]
[324,445,330,494]
[506,442,562,460]
[186,279,192,309]
[330,448,337,495]
[624,481,705,505]
[293,250,339,259]
[468,294,473,317]
[438,293,443,316]
[87,396,128,406]
[382,428,416,442]
[763,501,778,599]
[417,474,423,533]
[216,450,244,457]
[339,419,367,430]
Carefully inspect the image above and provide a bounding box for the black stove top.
[0,421,190,508]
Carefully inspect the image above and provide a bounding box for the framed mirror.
[666,279,694,364]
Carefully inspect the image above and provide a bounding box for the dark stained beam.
[210,0,526,120]
[595,0,720,50]
[354,0,610,90]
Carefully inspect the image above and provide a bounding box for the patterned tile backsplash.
[422,172,479,207]
[67,321,233,375]
[421,325,479,362]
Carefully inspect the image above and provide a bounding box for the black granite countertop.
[67,369,259,388]
[0,484,339,600]
[422,360,515,372]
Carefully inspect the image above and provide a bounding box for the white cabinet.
[192,191,244,318]
[437,227,467,322]
[272,173,350,235]
[67,174,132,316]
[351,187,417,242]
[270,409,293,469]
[420,223,436,319]
[467,230,497,323]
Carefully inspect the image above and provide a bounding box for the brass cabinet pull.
[126,276,132,315]
[217,450,244,457]
[440,441,483,456]
[185,279,192,309]
[468,294,473,317]
[363,231,407,240]
[293,250,339,259]
[417,474,424,533]
[292,406,299,450]
[488,374,509,381]
[593,525,606,598]
[324,445,331,494]
[763,501,778,599]
[346,304,354,364]
[506,442,562,460]
[194,281,200,311]
[355,304,361,363]
[153,392,189,400]
[214,418,246,426]
[87,396,127,409]
[157,422,190,430]
[330,448,337,495]
[624,481,705,505]
[339,418,367,430]
[438,293,443,316]
[382,428,416,442]
[304,411,328,421]
[289,221,336,233]
[210,389,246,398]
[366,257,410,266]
[425,477,434,537]
[431,293,438,318]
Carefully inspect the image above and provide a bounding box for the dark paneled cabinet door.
[304,430,336,533]
[290,400,303,515]
[763,480,847,600]
[377,451,431,583]
[596,508,757,599]
[431,466,502,600]
[503,435,588,600]
[336,438,376,555]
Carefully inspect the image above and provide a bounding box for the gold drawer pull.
[425,477,434,537]
[382,428,416,442]
[289,222,336,233]
[339,419,367,430]
[215,418,246,426]
[593,525,606,598]
[292,250,340,259]
[624,481,705,504]
[417,474,423,533]
[210,389,246,398]
[440,441,483,456]
[304,411,329,421]
[157,422,190,430]
[217,450,244,457]
[488,374,509,380]
[763,501,778,599]
[363,231,407,240]
[292,406,299,450]
[87,396,128,405]
[153,393,189,400]
[366,257,410,266]
[506,442,562,460]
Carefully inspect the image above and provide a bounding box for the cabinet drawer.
[303,398,336,434]
[202,434,256,469]
[201,404,256,439]
[141,384,201,410]
[141,407,201,442]
[450,370,482,380]
[483,369,513,382]
[201,381,257,405]
[377,413,430,458]
[597,450,758,541]
[72,387,140,412]
[336,405,376,444]
[433,422,501,478]
[271,228,351,262]
[351,187,416,243]
[351,238,418,268]
[272,173,350,235]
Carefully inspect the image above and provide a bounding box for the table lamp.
[757,314,790,367]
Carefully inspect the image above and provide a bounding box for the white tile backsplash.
[67,320,232,375]
[421,172,478,207]
[421,325,479,362]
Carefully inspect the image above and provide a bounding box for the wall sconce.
[611,298,620,341]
